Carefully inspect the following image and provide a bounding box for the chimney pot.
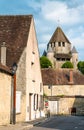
[1,42,6,66]
[69,69,74,84]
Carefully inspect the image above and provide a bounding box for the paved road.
[29,116,84,130]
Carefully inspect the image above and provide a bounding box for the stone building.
[0,15,44,124]
[0,64,12,125]
[42,68,84,115]
[43,26,78,69]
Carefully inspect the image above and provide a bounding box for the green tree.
[40,56,52,68]
[61,61,73,68]
[77,61,84,74]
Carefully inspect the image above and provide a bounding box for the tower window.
[62,42,65,47]
[58,42,61,46]
[54,42,55,47]
[51,43,52,47]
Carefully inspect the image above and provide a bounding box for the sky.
[0,0,84,60]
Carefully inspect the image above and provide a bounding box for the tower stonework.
[44,26,78,69]
[71,46,78,69]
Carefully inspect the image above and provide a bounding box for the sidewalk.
[0,123,33,130]
[0,117,46,130]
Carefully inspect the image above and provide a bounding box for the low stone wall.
[47,96,84,115]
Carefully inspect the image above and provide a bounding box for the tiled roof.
[49,26,71,44]
[0,15,32,67]
[54,53,72,59]
[41,68,84,85]
[0,63,11,74]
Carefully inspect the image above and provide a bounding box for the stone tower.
[47,44,55,67]
[43,26,78,69]
[71,46,78,69]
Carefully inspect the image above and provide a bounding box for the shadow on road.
[33,116,84,130]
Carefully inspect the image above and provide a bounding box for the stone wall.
[58,97,84,115]
[44,85,84,115]
[16,48,26,122]
[15,17,43,122]
[44,85,84,96]
[25,17,43,121]
[55,42,71,54]
[0,72,11,125]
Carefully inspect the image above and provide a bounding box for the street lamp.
[48,84,52,96]
[48,84,53,116]
[12,62,18,124]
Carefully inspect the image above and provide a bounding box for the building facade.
[0,15,44,124]
[42,68,84,115]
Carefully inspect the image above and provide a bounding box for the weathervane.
[57,18,60,26]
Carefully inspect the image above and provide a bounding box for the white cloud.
[34,0,84,60]
[40,0,84,25]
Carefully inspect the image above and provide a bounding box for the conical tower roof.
[72,46,78,53]
[42,50,47,56]
[49,26,71,44]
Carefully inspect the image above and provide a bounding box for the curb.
[21,124,33,130]
[0,124,33,130]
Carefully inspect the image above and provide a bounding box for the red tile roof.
[41,68,84,85]
[0,15,32,67]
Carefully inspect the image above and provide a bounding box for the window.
[58,42,61,46]
[62,42,65,47]
[66,58,70,61]
[16,91,21,114]
[54,42,55,47]
[37,94,38,109]
[57,58,61,61]
[34,94,38,110]
[62,58,65,61]
[31,52,35,65]
[34,94,36,110]
[40,95,44,110]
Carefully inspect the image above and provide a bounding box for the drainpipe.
[11,63,18,124]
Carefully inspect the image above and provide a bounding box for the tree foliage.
[61,61,73,68]
[40,56,52,68]
[77,61,84,74]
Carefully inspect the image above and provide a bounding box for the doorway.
[49,101,59,115]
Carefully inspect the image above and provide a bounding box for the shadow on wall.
[69,96,84,116]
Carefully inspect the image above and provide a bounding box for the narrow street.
[29,116,84,130]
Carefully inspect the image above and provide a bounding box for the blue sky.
[0,0,84,60]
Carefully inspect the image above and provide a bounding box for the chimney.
[69,69,74,84]
[1,42,6,66]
